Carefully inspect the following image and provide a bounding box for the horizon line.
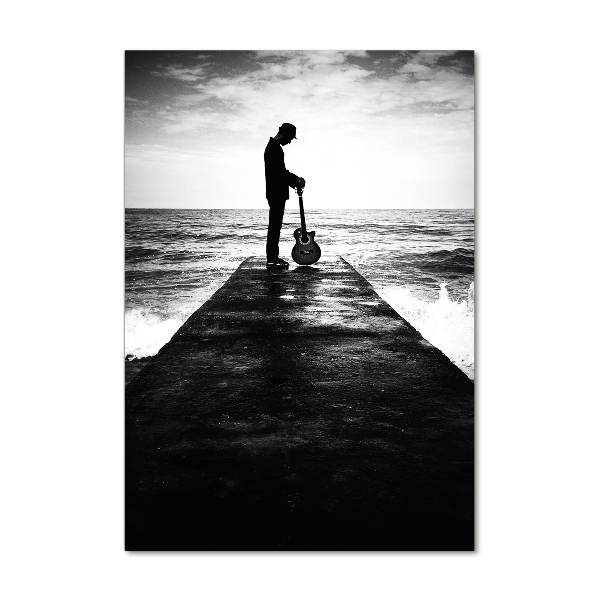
[124,207,475,210]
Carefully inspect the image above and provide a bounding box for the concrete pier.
[126,256,474,550]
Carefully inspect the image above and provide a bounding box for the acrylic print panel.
[125,50,474,550]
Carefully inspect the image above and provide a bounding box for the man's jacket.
[264,137,300,201]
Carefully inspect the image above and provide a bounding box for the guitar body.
[291,187,321,265]
[291,228,322,265]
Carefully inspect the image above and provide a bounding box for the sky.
[125,51,474,209]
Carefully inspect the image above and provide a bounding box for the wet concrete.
[126,256,474,550]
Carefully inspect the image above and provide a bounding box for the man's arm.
[286,170,305,190]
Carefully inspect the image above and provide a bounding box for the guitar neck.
[298,193,308,240]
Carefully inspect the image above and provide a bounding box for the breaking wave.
[125,309,183,360]
[378,282,474,379]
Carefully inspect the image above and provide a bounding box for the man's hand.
[297,177,306,189]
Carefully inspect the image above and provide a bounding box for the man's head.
[276,122,297,145]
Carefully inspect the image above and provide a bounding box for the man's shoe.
[266,258,289,270]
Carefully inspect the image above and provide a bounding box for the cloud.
[395,51,473,84]
[125,143,230,162]
[125,96,149,105]
[141,51,472,139]
[150,64,208,82]
[255,49,369,66]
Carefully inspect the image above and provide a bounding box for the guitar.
[291,186,321,265]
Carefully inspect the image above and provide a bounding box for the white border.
[3,2,598,599]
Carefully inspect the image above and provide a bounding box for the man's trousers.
[266,198,286,261]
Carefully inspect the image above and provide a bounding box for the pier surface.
[126,256,474,550]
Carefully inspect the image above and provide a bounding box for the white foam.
[378,282,474,379]
[125,309,183,360]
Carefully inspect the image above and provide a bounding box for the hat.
[279,122,297,139]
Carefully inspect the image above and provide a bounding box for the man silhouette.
[264,123,305,269]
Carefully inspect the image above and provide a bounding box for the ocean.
[125,208,474,381]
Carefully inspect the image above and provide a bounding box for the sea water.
[126,209,474,379]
